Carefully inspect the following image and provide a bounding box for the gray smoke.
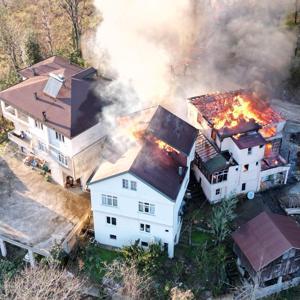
[85,0,296,133]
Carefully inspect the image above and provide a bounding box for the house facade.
[88,106,197,258]
[232,212,300,293]
[187,90,290,203]
[0,56,107,187]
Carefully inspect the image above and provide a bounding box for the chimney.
[178,166,183,176]
[42,111,47,122]
[31,67,37,76]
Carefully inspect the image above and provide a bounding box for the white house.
[88,106,198,258]
[187,90,290,203]
[0,56,108,187]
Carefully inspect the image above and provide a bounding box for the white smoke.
[85,0,296,129]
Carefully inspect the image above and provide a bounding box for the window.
[122,179,128,189]
[216,188,221,195]
[242,183,246,191]
[38,141,47,152]
[212,169,228,184]
[248,147,252,155]
[256,161,259,166]
[259,144,264,148]
[102,194,118,207]
[58,152,68,166]
[141,241,148,247]
[35,120,43,130]
[55,131,65,142]
[110,234,117,240]
[106,217,117,225]
[138,202,155,215]
[140,223,151,233]
[131,181,137,191]
[165,229,169,232]
[243,164,249,172]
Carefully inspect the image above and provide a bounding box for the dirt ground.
[0,143,90,254]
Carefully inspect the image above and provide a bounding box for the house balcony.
[8,130,32,151]
[261,155,288,171]
[3,106,29,126]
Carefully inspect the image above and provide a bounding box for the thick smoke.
[86,0,296,130]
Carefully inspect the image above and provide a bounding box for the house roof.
[0,56,105,138]
[147,106,198,155]
[232,212,300,272]
[89,106,197,201]
[216,119,261,139]
[232,132,267,149]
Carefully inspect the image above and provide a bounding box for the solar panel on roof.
[43,73,64,98]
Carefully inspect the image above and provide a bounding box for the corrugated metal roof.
[232,212,300,272]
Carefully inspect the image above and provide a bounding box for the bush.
[0,264,84,300]
[102,259,156,300]
[0,259,20,288]
[122,240,165,274]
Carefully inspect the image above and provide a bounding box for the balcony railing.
[8,131,32,150]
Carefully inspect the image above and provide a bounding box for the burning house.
[88,106,198,258]
[188,90,290,203]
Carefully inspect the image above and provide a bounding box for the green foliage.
[0,259,21,288]
[209,197,237,244]
[0,70,20,91]
[80,242,120,282]
[69,50,85,67]
[195,244,228,296]
[122,240,165,274]
[24,33,42,65]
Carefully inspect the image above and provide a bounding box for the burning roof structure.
[90,105,198,200]
[189,90,284,139]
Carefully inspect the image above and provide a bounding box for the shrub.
[121,240,165,274]
[0,264,84,300]
[102,259,156,300]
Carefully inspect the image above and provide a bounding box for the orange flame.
[155,139,179,153]
[213,95,264,130]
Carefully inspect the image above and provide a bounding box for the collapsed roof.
[0,56,107,138]
[232,211,300,272]
[89,105,198,201]
[189,90,284,138]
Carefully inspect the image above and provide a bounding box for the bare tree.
[296,0,299,24]
[59,0,86,54]
[103,260,155,300]
[0,8,22,71]
[41,5,54,55]
[0,265,84,300]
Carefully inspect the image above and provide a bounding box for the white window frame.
[38,140,47,152]
[138,202,155,215]
[102,194,118,207]
[130,180,137,191]
[35,120,43,130]
[106,216,117,226]
[58,152,68,166]
[122,179,129,189]
[55,131,65,142]
[140,223,151,233]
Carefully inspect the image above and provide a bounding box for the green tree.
[0,70,20,91]
[209,197,237,244]
[25,33,42,66]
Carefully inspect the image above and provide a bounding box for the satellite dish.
[247,191,255,200]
